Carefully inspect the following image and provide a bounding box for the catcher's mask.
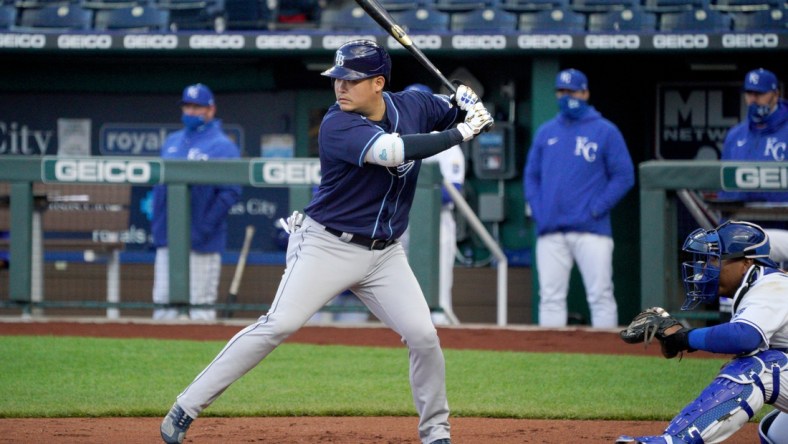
[680,220,777,310]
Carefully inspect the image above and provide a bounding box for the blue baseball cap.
[555,69,588,91]
[744,68,778,93]
[181,83,215,106]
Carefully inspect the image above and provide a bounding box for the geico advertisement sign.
[250,159,321,186]
[42,158,162,184]
[722,166,788,191]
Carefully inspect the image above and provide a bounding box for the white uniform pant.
[152,248,221,321]
[535,232,617,328]
[176,217,450,444]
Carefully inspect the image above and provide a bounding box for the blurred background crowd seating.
[0,0,784,34]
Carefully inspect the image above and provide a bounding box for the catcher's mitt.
[619,307,683,346]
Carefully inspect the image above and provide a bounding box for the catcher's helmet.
[321,40,391,85]
[680,220,777,310]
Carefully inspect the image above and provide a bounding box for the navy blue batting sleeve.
[402,129,464,161]
[688,322,763,354]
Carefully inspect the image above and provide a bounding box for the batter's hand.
[452,85,479,112]
[279,211,304,235]
[457,102,494,141]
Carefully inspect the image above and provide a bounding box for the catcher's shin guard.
[663,377,761,443]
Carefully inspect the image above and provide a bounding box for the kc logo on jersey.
[574,136,598,162]
[764,137,786,161]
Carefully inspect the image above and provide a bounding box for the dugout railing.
[639,160,787,320]
[0,156,447,319]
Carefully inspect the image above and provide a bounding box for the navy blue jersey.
[305,90,459,240]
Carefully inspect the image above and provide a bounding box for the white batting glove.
[278,211,304,235]
[456,102,494,141]
[452,85,479,112]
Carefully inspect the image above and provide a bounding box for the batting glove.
[452,85,479,112]
[278,211,304,235]
[457,102,494,141]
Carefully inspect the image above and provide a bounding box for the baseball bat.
[353,0,456,94]
[223,224,255,319]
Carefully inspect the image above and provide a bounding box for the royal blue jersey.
[151,119,242,253]
[305,90,459,240]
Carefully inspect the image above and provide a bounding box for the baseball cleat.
[429,439,451,444]
[615,435,672,444]
[161,403,193,444]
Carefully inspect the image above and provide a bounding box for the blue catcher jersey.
[305,90,458,240]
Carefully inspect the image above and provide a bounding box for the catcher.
[617,221,788,444]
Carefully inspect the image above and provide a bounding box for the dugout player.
[617,221,788,444]
[160,40,492,444]
[718,68,788,266]
[524,68,635,328]
[151,83,241,321]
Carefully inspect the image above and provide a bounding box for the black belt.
[325,227,397,250]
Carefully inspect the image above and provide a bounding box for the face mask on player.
[747,103,772,124]
[182,114,207,130]
[558,95,588,120]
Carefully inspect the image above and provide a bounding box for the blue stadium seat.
[0,4,16,28]
[379,0,430,11]
[711,0,781,11]
[434,0,492,12]
[572,0,638,12]
[319,1,380,31]
[93,4,169,31]
[658,7,732,30]
[392,5,450,31]
[155,0,226,32]
[587,6,657,30]
[82,0,149,11]
[518,7,586,31]
[500,0,567,12]
[225,0,272,30]
[644,0,708,12]
[14,3,93,30]
[14,0,71,9]
[451,5,517,30]
[730,7,786,30]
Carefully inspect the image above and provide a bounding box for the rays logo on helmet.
[335,51,345,67]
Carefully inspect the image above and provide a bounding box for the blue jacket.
[524,107,635,237]
[719,99,788,203]
[151,119,242,253]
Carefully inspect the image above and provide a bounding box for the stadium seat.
[571,0,638,12]
[711,0,781,11]
[730,6,786,30]
[319,1,380,31]
[658,7,732,30]
[451,5,517,30]
[225,0,272,30]
[644,0,708,12]
[14,3,93,30]
[379,0,428,11]
[587,6,657,30]
[82,0,148,11]
[155,0,226,32]
[273,0,320,28]
[500,0,568,12]
[14,0,71,10]
[0,4,16,28]
[518,7,586,31]
[392,5,450,31]
[434,0,491,12]
[93,4,169,31]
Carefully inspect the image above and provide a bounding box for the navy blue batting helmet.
[680,220,777,310]
[321,40,391,85]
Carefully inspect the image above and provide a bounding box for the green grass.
[0,336,749,421]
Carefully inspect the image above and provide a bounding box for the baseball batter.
[617,221,788,444]
[160,39,493,444]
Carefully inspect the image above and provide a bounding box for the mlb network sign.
[249,159,321,186]
[721,165,788,191]
[42,158,162,184]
